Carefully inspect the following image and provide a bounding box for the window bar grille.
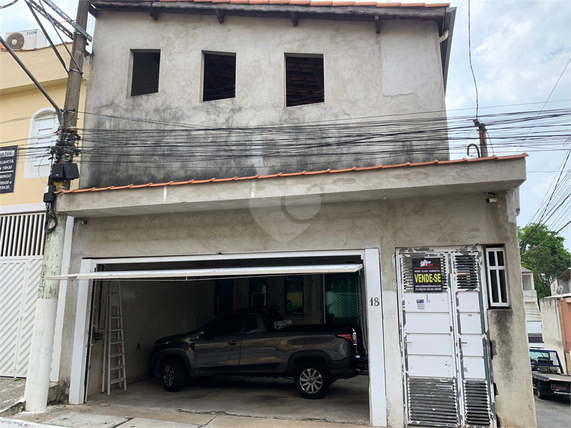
[0,213,46,257]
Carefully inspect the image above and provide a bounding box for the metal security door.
[397,248,495,428]
[452,252,494,427]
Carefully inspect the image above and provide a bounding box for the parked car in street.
[149,306,367,399]
[530,348,571,399]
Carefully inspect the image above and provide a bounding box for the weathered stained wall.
[59,189,533,427]
[81,12,448,188]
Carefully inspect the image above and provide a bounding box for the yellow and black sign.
[412,257,443,292]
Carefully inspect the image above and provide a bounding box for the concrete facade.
[27,3,535,428]
[81,9,449,187]
[54,157,535,427]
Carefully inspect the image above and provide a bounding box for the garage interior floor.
[88,374,370,425]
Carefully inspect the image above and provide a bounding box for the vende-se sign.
[412,257,443,292]
[0,146,17,194]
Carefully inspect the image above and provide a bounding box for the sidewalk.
[1,405,369,428]
[1,376,371,428]
[0,378,25,415]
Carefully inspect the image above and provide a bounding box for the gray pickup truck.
[148,307,367,399]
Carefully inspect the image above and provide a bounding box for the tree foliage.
[518,223,571,298]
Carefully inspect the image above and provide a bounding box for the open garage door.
[63,250,386,426]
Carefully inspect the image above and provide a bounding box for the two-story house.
[26,2,534,427]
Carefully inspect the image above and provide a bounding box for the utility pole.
[473,119,489,158]
[24,0,90,412]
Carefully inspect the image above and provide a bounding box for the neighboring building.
[27,2,534,428]
[539,293,571,375]
[550,267,571,295]
[0,38,88,380]
[540,268,571,374]
[522,267,543,346]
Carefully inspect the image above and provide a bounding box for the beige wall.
[540,295,571,374]
[0,45,88,210]
[60,189,534,427]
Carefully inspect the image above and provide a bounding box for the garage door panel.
[460,335,485,357]
[406,334,453,356]
[457,291,480,312]
[461,356,486,380]
[405,313,451,334]
[459,313,483,334]
[408,355,455,378]
[404,293,450,312]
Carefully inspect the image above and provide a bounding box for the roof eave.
[88,2,450,22]
[56,156,527,219]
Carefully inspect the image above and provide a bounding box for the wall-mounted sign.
[0,146,17,194]
[412,257,443,292]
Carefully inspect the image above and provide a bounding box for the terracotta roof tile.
[58,155,527,195]
[156,0,450,6]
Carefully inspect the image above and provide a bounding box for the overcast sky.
[1,0,570,249]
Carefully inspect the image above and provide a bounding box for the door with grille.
[397,248,495,428]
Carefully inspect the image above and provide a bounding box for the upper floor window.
[285,54,324,107]
[485,247,509,307]
[130,50,160,96]
[203,52,236,102]
[25,109,56,178]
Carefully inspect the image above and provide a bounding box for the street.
[535,394,571,428]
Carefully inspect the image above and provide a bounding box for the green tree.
[518,223,571,298]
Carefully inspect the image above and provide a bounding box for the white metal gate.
[0,212,45,378]
[0,257,43,377]
[397,247,495,428]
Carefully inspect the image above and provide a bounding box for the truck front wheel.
[294,362,330,399]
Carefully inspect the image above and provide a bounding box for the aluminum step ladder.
[102,282,127,394]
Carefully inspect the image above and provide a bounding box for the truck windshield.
[530,349,562,373]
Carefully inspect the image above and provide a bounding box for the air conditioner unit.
[4,29,47,50]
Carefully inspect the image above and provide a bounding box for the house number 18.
[370,297,380,306]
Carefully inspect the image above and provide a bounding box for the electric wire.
[0,0,18,9]
[513,57,571,155]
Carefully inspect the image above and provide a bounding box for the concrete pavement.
[0,378,25,415]
[2,376,369,428]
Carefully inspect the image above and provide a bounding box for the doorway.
[397,247,495,428]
